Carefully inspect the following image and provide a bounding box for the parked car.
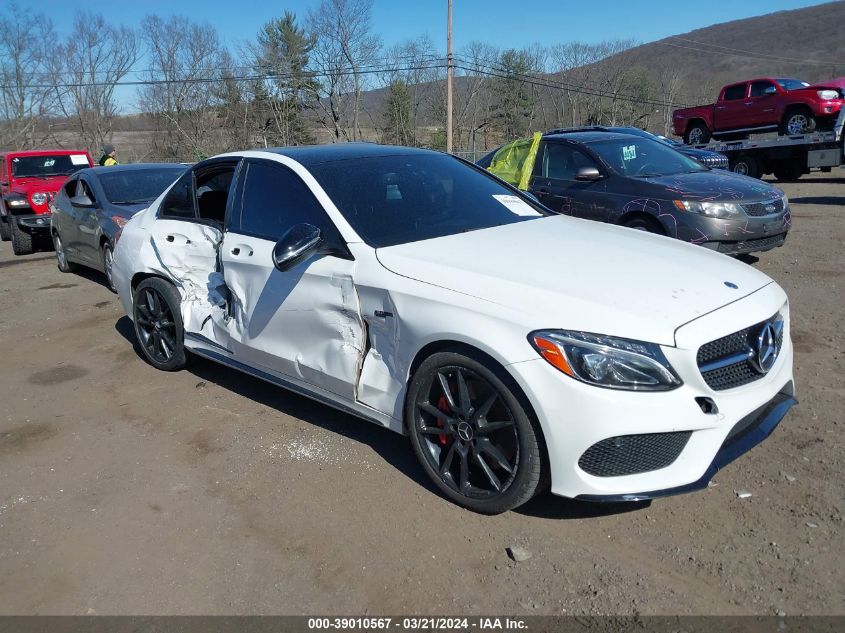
[480,131,791,256]
[0,149,94,255]
[673,77,845,144]
[538,125,730,170]
[112,144,795,514]
[51,163,187,290]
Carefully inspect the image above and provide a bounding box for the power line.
[670,36,840,66]
[658,39,841,67]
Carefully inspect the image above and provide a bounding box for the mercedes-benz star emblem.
[751,322,778,374]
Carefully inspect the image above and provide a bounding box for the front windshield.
[309,153,548,248]
[775,78,809,91]
[99,167,186,204]
[11,154,90,177]
[588,137,706,178]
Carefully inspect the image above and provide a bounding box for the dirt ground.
[0,171,842,616]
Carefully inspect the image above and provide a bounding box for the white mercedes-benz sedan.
[112,144,796,514]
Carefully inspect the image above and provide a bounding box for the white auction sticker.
[492,194,541,217]
[70,154,89,165]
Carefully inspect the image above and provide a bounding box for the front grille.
[716,233,786,254]
[742,198,784,217]
[578,431,692,477]
[697,313,784,391]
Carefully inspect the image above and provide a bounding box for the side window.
[195,166,235,223]
[159,170,196,219]
[236,160,339,242]
[749,81,775,98]
[78,179,96,203]
[63,176,78,197]
[723,84,747,100]
[541,143,597,180]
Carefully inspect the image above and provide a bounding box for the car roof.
[1,149,90,158]
[542,131,643,143]
[262,143,440,167]
[83,163,186,175]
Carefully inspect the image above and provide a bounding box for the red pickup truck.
[0,149,94,255]
[673,77,845,144]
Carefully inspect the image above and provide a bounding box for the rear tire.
[53,231,77,272]
[684,122,711,145]
[132,277,188,371]
[730,155,762,179]
[406,351,544,514]
[773,162,803,181]
[102,243,116,292]
[0,216,10,242]
[10,220,33,255]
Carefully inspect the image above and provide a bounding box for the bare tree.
[0,4,60,148]
[57,12,137,155]
[308,0,381,141]
[139,15,231,161]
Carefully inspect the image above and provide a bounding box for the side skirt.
[186,343,403,434]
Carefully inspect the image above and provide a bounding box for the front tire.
[406,351,543,514]
[684,122,711,145]
[53,231,77,272]
[0,216,10,242]
[781,108,816,136]
[10,221,33,255]
[132,277,188,371]
[622,215,665,234]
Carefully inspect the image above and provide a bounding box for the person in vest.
[99,144,118,166]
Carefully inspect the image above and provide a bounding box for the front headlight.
[31,193,48,206]
[674,199,742,218]
[818,89,840,100]
[7,197,29,207]
[529,330,682,391]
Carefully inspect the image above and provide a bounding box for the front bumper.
[673,207,791,254]
[506,282,795,500]
[704,232,788,256]
[15,213,52,230]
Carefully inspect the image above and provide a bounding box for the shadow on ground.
[115,315,648,521]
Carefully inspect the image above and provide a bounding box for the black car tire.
[622,215,664,234]
[684,122,711,145]
[773,162,803,182]
[781,107,816,136]
[0,216,10,242]
[406,350,544,514]
[730,155,762,179]
[10,220,33,255]
[53,231,77,272]
[132,277,189,371]
[102,243,116,292]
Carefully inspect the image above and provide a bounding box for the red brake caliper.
[436,394,452,446]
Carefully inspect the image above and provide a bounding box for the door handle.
[166,235,174,242]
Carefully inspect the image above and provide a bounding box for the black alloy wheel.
[407,352,543,514]
[132,277,188,371]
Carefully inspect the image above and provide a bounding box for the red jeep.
[0,149,94,255]
[673,77,845,144]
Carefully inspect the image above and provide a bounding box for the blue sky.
[41,0,830,53]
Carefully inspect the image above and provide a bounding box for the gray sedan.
[50,163,186,289]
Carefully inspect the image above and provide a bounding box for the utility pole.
[446,0,453,153]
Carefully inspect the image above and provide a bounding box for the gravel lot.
[0,171,842,616]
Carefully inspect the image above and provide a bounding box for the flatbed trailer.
[689,109,844,180]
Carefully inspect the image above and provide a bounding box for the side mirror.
[70,194,93,207]
[764,86,777,95]
[575,166,603,182]
[272,223,322,272]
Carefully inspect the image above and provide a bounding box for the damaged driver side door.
[220,158,364,400]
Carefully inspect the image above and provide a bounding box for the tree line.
[0,0,692,162]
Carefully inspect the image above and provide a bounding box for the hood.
[376,215,775,346]
[9,174,68,195]
[807,77,845,92]
[635,170,782,203]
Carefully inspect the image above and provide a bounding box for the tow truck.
[688,108,844,180]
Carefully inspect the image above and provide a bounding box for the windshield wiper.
[634,173,664,178]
